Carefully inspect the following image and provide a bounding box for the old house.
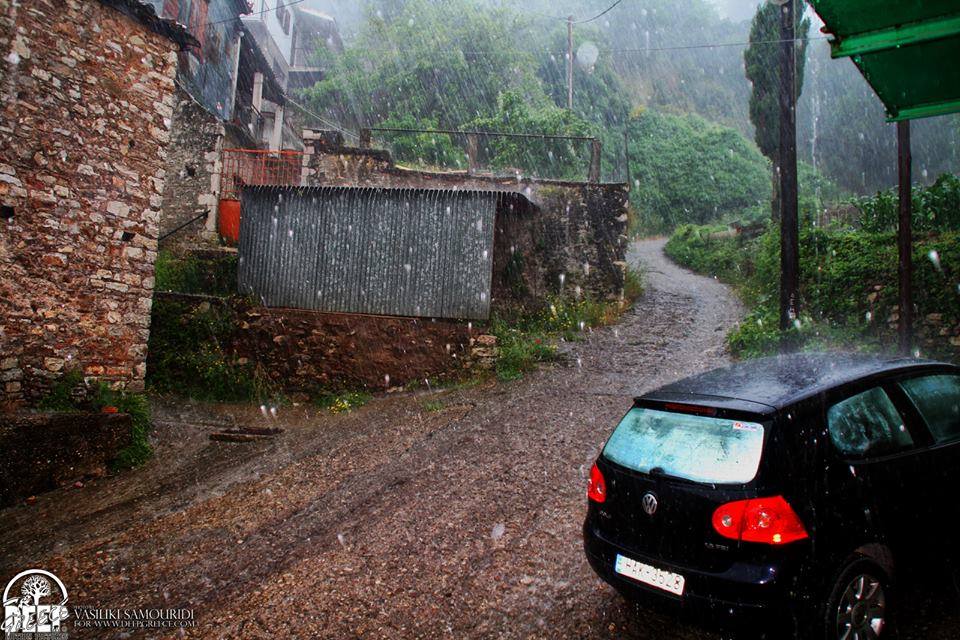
[0,0,196,403]
[147,0,291,245]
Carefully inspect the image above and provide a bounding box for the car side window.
[899,375,960,445]
[827,387,913,458]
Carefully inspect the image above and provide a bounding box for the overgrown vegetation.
[154,250,237,296]
[854,173,960,233]
[146,297,266,402]
[38,371,153,469]
[666,176,960,359]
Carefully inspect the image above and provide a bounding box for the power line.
[282,92,360,140]
[286,35,822,59]
[572,0,625,25]
[608,35,828,54]
[208,0,307,27]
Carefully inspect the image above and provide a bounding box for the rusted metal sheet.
[238,185,500,320]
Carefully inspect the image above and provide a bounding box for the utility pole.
[567,16,574,110]
[623,126,631,187]
[777,0,799,348]
[897,120,913,355]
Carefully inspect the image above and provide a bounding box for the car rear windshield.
[602,407,766,484]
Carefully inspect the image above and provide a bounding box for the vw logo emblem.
[641,492,658,516]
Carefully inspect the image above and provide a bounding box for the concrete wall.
[0,0,181,404]
[299,130,631,310]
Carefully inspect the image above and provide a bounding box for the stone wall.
[299,130,630,311]
[0,0,183,404]
[158,84,224,246]
[152,293,482,392]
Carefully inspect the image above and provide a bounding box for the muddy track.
[0,239,742,639]
[15,239,955,639]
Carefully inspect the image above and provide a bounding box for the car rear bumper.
[583,520,794,627]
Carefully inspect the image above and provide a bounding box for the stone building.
[147,0,297,245]
[0,0,195,404]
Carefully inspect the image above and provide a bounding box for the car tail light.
[712,495,808,545]
[587,463,606,503]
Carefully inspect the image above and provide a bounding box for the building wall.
[299,131,630,309]
[0,0,181,403]
[249,0,294,64]
[158,84,225,244]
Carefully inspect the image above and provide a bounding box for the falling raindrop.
[260,405,268,418]
[270,406,277,418]
[864,311,873,323]
[928,250,942,271]
[384,374,391,387]
[491,523,506,540]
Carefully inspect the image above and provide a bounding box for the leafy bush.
[377,113,465,170]
[855,173,960,233]
[468,91,595,180]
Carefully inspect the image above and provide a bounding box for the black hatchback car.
[583,353,960,639]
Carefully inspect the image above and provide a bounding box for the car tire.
[817,557,891,640]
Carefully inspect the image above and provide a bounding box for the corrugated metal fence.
[238,186,500,320]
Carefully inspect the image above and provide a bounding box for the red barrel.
[218,199,241,245]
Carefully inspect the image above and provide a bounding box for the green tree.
[744,0,810,219]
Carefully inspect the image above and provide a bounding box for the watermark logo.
[2,569,69,639]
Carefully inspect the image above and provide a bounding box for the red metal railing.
[220,149,303,200]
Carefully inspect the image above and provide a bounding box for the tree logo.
[2,569,69,637]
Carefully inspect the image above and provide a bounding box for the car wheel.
[823,558,890,640]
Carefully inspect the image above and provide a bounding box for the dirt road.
[4,238,949,639]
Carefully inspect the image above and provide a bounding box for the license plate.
[614,554,685,596]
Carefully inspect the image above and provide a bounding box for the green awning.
[808,0,960,121]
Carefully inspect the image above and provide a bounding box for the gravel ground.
[2,238,956,639]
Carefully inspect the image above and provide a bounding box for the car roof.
[639,352,956,413]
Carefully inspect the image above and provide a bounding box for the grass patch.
[422,400,445,412]
[488,286,640,382]
[38,371,153,469]
[146,297,284,403]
